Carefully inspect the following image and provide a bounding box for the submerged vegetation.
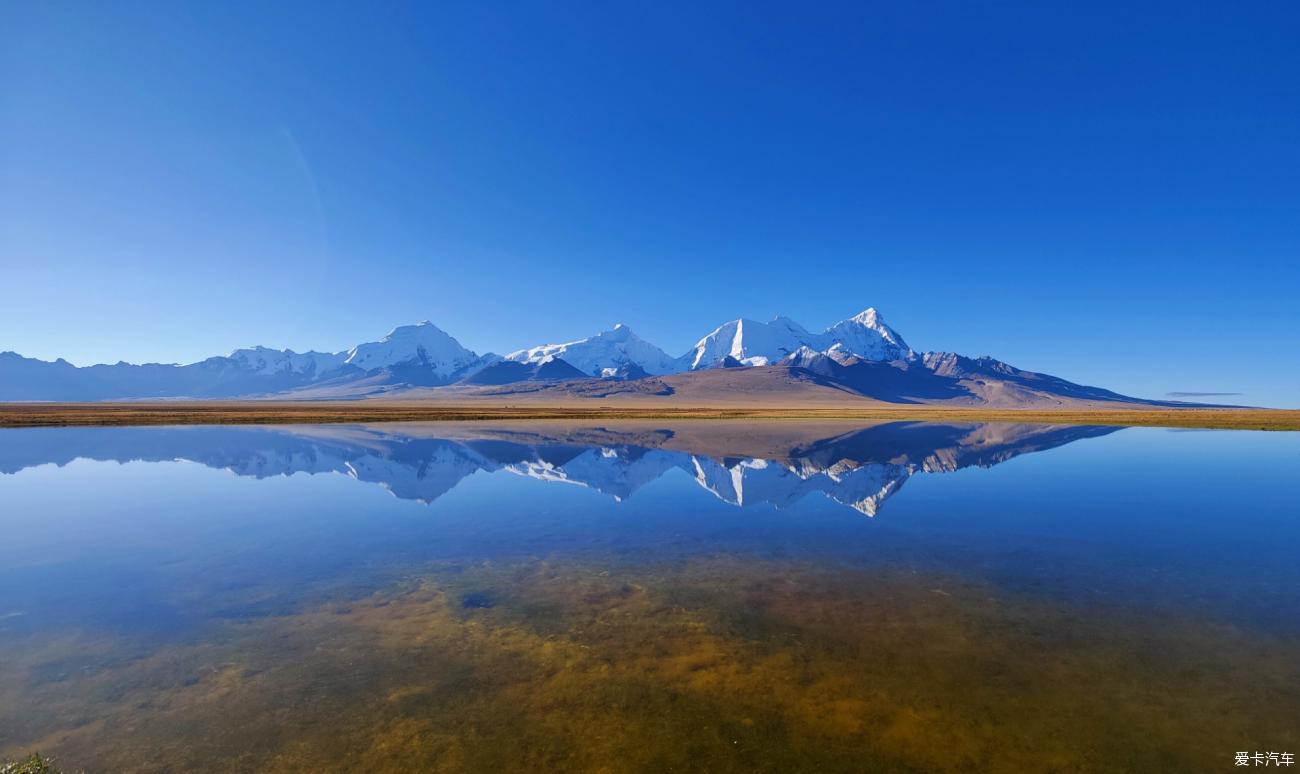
[2,423,1296,770]
[0,754,57,774]
[3,558,1297,771]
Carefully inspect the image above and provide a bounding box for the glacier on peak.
[3,306,1158,406]
[227,346,346,376]
[344,321,483,376]
[822,307,912,362]
[681,307,913,370]
[506,324,681,377]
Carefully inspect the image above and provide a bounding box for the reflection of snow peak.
[503,461,594,490]
[2,423,1119,517]
[687,456,914,516]
[503,448,682,501]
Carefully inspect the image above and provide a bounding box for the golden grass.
[0,401,1297,430]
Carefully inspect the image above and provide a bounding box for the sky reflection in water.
[1,421,1298,772]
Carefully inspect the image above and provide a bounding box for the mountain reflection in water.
[2,421,1299,772]
[0,421,1117,517]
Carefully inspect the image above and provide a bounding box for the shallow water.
[1,421,1297,772]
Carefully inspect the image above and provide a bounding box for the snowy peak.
[823,343,859,365]
[684,318,807,369]
[769,315,811,335]
[683,307,914,370]
[777,345,853,377]
[506,324,681,376]
[4,307,1159,405]
[822,307,912,362]
[849,307,882,326]
[227,346,346,376]
[779,345,831,369]
[344,321,482,376]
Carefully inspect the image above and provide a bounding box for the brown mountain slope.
[374,363,1185,409]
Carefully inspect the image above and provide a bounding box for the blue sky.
[2,2,1297,406]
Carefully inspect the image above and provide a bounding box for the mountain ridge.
[0,308,1202,407]
[681,308,912,369]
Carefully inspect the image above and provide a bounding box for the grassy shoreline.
[0,402,1297,430]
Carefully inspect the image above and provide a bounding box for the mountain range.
[0,307,1189,407]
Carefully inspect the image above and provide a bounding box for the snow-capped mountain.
[0,319,495,399]
[682,317,810,369]
[502,307,912,376]
[225,321,491,380]
[344,321,486,377]
[821,308,912,362]
[681,307,912,369]
[778,346,843,375]
[227,347,346,376]
[0,305,1176,406]
[460,357,589,385]
[506,324,682,376]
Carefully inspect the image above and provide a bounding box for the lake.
[1,421,1297,772]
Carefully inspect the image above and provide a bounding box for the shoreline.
[0,402,1297,430]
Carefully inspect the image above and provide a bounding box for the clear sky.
[2,2,1297,406]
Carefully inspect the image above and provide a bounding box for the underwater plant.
[0,753,57,774]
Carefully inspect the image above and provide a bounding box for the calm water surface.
[1,421,1297,772]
